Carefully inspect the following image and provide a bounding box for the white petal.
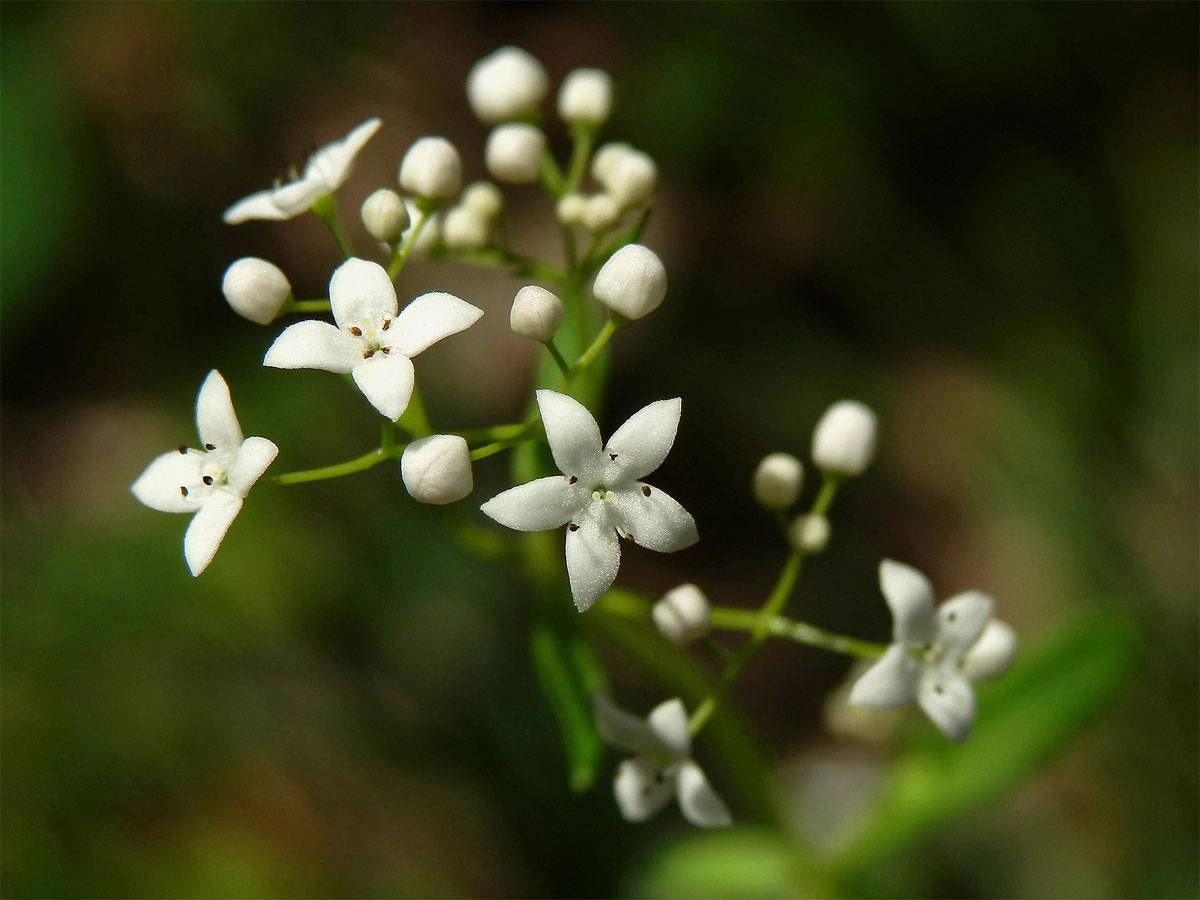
[613,757,675,822]
[676,761,732,827]
[879,559,936,645]
[960,619,1018,682]
[263,320,361,374]
[183,493,243,576]
[646,698,691,759]
[130,450,203,513]
[329,258,398,328]
[608,484,698,552]
[194,370,244,451]
[602,398,681,485]
[535,390,603,481]
[480,476,586,531]
[304,117,381,190]
[936,591,994,656]
[565,504,620,612]
[391,291,484,358]
[848,644,919,709]
[267,176,329,217]
[351,353,415,421]
[917,669,976,742]
[592,693,654,754]
[227,436,279,496]
[223,189,291,225]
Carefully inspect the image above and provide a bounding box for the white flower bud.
[960,619,1018,682]
[581,193,621,232]
[509,285,564,343]
[401,434,473,505]
[485,124,546,184]
[652,583,711,644]
[221,257,291,325]
[360,188,410,243]
[601,148,656,208]
[442,205,490,251]
[398,136,462,199]
[557,192,587,226]
[592,142,634,183]
[812,400,878,477]
[592,244,667,320]
[467,46,549,124]
[462,181,503,220]
[752,453,804,509]
[789,514,831,555]
[557,68,613,125]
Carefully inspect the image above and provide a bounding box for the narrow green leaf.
[633,828,815,899]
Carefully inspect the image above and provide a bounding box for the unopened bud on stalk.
[812,401,878,477]
[592,142,634,183]
[752,453,804,509]
[557,192,587,226]
[960,620,1018,681]
[467,46,549,124]
[581,194,621,232]
[789,514,830,555]
[462,181,503,220]
[593,143,656,207]
[360,188,410,243]
[398,136,462,200]
[486,124,547,184]
[592,244,667,320]
[401,435,473,505]
[221,257,291,325]
[509,285,564,343]
[558,68,613,126]
[652,583,711,644]
[442,206,491,251]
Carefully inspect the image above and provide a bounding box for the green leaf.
[633,828,816,899]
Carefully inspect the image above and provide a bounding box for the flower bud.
[581,194,621,232]
[556,192,587,226]
[812,400,878,477]
[789,514,831,555]
[401,434,473,505]
[592,142,634,183]
[221,257,291,325]
[601,148,656,208]
[752,452,804,509]
[960,619,1018,681]
[485,123,546,184]
[442,205,490,251]
[557,68,613,126]
[510,285,564,342]
[592,243,667,320]
[398,136,462,200]
[652,583,711,644]
[467,46,549,124]
[360,188,410,243]
[462,181,503,220]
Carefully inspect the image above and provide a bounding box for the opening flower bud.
[398,136,462,200]
[557,192,586,226]
[789,514,830,555]
[462,181,503,220]
[652,584,711,644]
[812,400,878,477]
[581,194,621,232]
[467,46,549,124]
[558,68,613,126]
[960,619,1018,681]
[401,434,473,505]
[360,188,410,243]
[752,452,804,509]
[443,206,491,251]
[510,285,564,343]
[592,244,667,320]
[485,124,547,184]
[221,257,291,325]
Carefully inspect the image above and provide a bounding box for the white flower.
[849,560,1012,742]
[752,452,804,509]
[593,694,731,827]
[485,123,546,184]
[812,400,877,477]
[263,258,482,421]
[558,68,613,126]
[509,285,564,343]
[442,205,491,251]
[221,257,291,325]
[360,188,410,243]
[467,46,549,124]
[130,371,279,576]
[401,434,473,505]
[652,583,711,644]
[481,390,698,611]
[223,118,381,224]
[592,244,668,320]
[398,136,462,200]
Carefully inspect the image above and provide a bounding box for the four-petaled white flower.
[593,693,731,827]
[223,118,382,224]
[131,371,279,576]
[481,390,698,611]
[849,559,1010,742]
[263,258,483,421]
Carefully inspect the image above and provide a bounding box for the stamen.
[178,445,188,455]
[567,475,578,485]
[179,486,188,497]
[947,612,957,622]
[591,490,602,501]
[604,490,615,502]
[381,347,391,354]
[349,326,362,337]
[202,475,214,486]
[204,443,216,451]
[609,452,618,460]
[933,684,944,695]
[381,318,391,331]
[363,349,375,359]
[568,523,579,532]
[641,485,651,497]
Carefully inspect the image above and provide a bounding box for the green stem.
[564,125,594,194]
[268,443,403,485]
[446,247,568,285]
[455,423,526,444]
[279,298,332,316]
[708,607,887,659]
[563,313,623,389]
[545,340,571,377]
[310,195,355,259]
[388,209,432,279]
[469,427,538,461]
[399,385,433,438]
[539,150,565,197]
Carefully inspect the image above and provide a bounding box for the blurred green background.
[2,2,1196,897]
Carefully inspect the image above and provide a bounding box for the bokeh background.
[3,3,1197,897]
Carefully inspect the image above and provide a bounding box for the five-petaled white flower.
[223,118,381,224]
[481,390,698,611]
[130,371,279,576]
[849,559,1014,742]
[263,258,483,421]
[593,694,731,827]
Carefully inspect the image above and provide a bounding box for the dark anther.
[934,684,944,695]
[179,486,188,497]
[381,347,391,354]
[568,523,580,532]
[616,528,633,541]
[381,318,391,331]
[568,475,578,485]
[204,443,216,451]
[178,445,188,455]
[202,475,214,486]
[609,452,618,460]
[654,770,666,783]
[947,612,957,622]
[363,349,375,359]
[349,326,362,336]
[641,485,651,497]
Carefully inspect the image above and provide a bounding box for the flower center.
[175,445,232,498]
[347,317,394,359]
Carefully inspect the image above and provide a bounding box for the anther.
[205,443,216,451]
[179,486,188,497]
[933,684,944,695]
[381,347,391,354]
[641,485,651,497]
[609,452,618,460]
[202,475,214,486]
[568,523,579,532]
[381,318,391,331]
[363,349,375,359]
[567,475,578,485]
[178,445,188,455]
[947,612,957,622]
[349,326,362,336]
